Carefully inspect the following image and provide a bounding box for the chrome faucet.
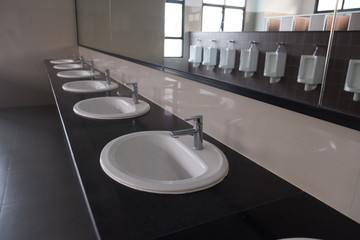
[117,82,139,104]
[104,69,111,85]
[171,115,203,150]
[125,82,139,104]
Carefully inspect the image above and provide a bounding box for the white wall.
[245,0,317,30]
[247,0,266,12]
[0,0,77,108]
[265,0,316,15]
[77,0,164,65]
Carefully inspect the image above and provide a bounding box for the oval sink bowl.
[54,63,84,70]
[62,80,119,93]
[73,97,150,120]
[100,131,229,194]
[50,59,79,64]
[57,70,101,79]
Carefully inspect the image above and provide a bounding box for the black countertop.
[45,61,360,240]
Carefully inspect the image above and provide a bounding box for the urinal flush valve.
[263,42,287,84]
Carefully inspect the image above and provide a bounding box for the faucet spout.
[89,61,94,73]
[104,69,111,85]
[117,82,139,104]
[170,115,203,150]
[170,128,197,137]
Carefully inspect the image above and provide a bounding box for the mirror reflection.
[76,0,360,118]
[77,0,360,68]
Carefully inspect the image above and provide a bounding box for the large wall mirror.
[76,0,360,128]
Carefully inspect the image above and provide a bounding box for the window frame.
[315,0,360,13]
[164,0,185,58]
[202,0,246,32]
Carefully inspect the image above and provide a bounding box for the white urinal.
[239,41,258,78]
[344,59,360,101]
[264,52,287,84]
[219,40,236,74]
[297,55,326,91]
[188,39,202,67]
[202,40,217,71]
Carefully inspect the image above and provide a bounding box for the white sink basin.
[54,63,84,70]
[100,131,229,194]
[57,70,101,79]
[73,97,150,120]
[62,80,119,93]
[50,59,79,64]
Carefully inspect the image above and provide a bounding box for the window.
[316,0,360,12]
[164,0,184,57]
[202,0,246,32]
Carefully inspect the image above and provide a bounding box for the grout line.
[0,110,20,215]
[349,171,360,216]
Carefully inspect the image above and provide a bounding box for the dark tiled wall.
[322,31,360,117]
[189,31,329,107]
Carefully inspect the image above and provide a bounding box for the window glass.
[164,39,183,57]
[317,0,343,11]
[203,0,225,5]
[165,3,183,38]
[223,8,243,31]
[225,0,245,7]
[344,0,360,9]
[202,6,223,32]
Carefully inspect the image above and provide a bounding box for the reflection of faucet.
[80,56,85,67]
[93,69,111,85]
[171,115,203,150]
[80,57,98,79]
[117,82,139,104]
[90,61,95,74]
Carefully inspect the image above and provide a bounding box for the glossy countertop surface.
[45,61,360,240]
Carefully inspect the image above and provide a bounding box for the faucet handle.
[184,115,203,125]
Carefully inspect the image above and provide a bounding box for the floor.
[0,105,99,240]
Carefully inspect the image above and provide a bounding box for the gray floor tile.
[0,193,98,240]
[0,143,13,156]
[14,124,64,148]
[10,143,70,171]
[0,117,18,145]
[13,105,63,148]
[0,152,11,173]
[0,105,98,239]
[0,172,8,206]
[3,164,80,205]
